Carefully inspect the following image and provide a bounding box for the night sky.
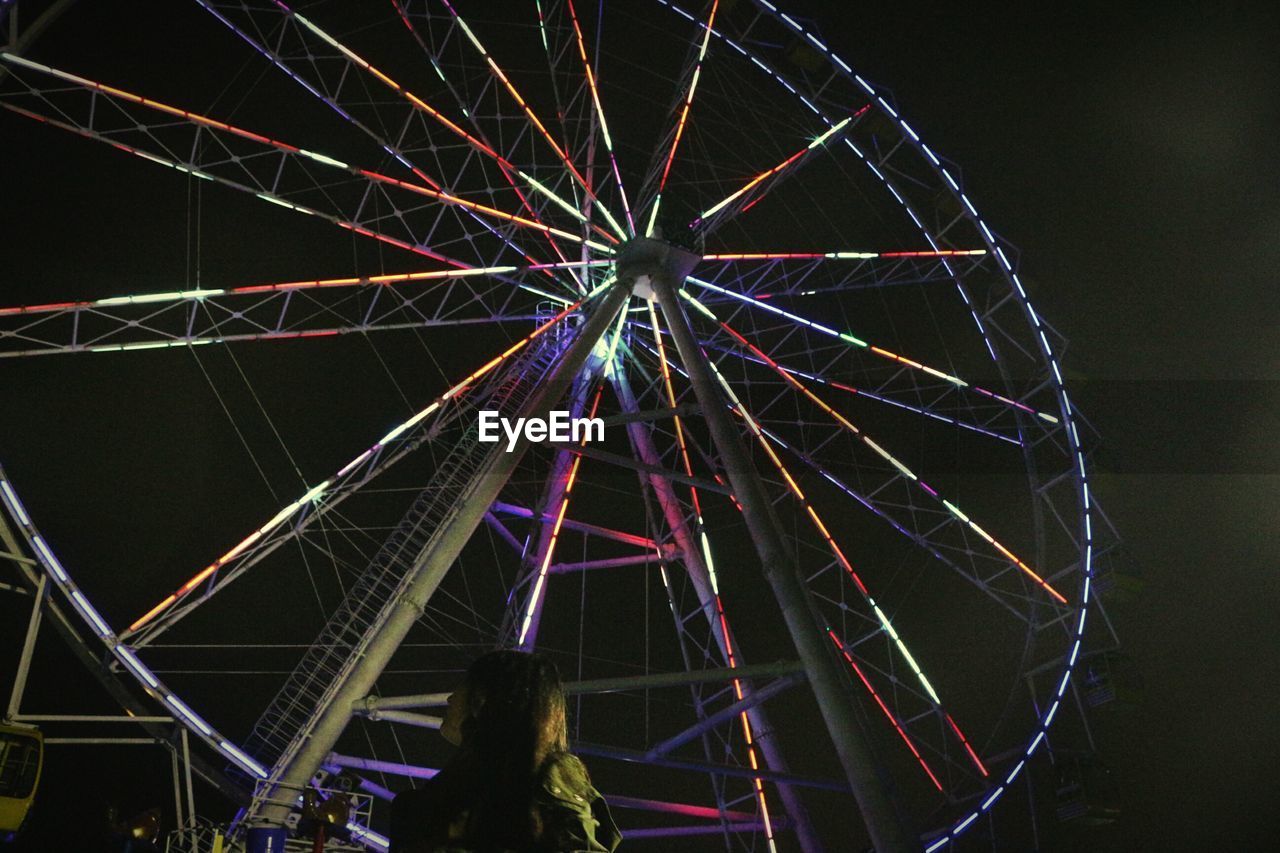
[1,2,1277,851]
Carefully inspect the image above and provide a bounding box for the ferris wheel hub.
[616,237,701,298]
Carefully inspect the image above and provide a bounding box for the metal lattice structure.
[0,1,1124,850]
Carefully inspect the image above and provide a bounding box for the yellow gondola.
[0,724,42,843]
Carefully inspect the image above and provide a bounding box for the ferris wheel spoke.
[561,0,636,235]
[691,348,995,792]
[694,252,991,299]
[0,57,613,283]
[631,332,1036,627]
[692,103,870,235]
[630,326,992,791]
[409,0,628,242]
[700,358,959,717]
[387,0,597,288]
[691,294,1069,607]
[641,0,722,237]
[686,275,1061,427]
[197,0,615,264]
[659,324,1024,446]
[0,263,595,357]
[193,1,581,290]
[828,631,944,791]
[122,296,593,646]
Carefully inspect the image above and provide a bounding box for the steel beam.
[490,501,658,550]
[646,674,803,760]
[611,362,823,853]
[358,661,806,712]
[644,237,919,851]
[250,282,631,830]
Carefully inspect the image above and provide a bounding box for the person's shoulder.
[538,751,597,804]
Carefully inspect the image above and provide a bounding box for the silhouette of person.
[390,650,621,853]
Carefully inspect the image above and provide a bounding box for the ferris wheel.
[0,1,1123,850]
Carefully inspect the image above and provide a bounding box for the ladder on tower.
[234,332,569,786]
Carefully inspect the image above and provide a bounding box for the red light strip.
[946,712,989,778]
[688,320,1014,777]
[0,57,597,264]
[0,100,475,269]
[356,168,614,253]
[828,631,943,791]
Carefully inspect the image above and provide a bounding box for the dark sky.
[2,2,1277,851]
[786,2,1280,847]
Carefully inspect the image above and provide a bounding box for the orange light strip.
[126,291,594,635]
[286,9,621,246]
[356,168,614,253]
[385,5,588,285]
[0,261,611,318]
[0,56,593,266]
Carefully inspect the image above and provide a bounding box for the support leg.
[638,237,919,851]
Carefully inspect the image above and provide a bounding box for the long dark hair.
[439,649,569,848]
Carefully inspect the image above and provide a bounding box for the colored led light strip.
[516,384,604,646]
[660,325,1023,446]
[828,631,943,791]
[0,99,469,269]
[946,712,989,777]
[691,292,1068,605]
[699,351,993,787]
[647,305,776,847]
[648,0,722,237]
[0,261,610,318]
[565,0,636,235]
[701,249,987,260]
[697,106,869,223]
[126,291,597,635]
[357,168,616,254]
[700,355,939,693]
[0,51,613,270]
[651,0,1013,413]
[271,5,616,247]
[686,275,1061,426]
[207,4,588,290]
[436,0,628,242]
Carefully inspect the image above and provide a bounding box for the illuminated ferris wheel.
[0,1,1122,850]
